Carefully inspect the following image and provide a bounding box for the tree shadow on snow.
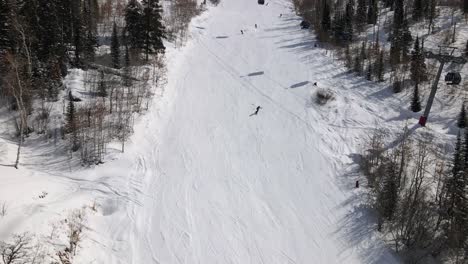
[289,81,309,89]
[331,158,401,263]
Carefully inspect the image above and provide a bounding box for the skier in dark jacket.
[250,106,262,116]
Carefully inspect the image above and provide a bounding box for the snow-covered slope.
[1,0,409,263]
[86,0,401,263]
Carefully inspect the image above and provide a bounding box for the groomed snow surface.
[0,0,412,263]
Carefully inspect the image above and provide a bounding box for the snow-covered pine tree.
[142,0,166,61]
[458,103,466,128]
[111,21,121,69]
[410,83,421,112]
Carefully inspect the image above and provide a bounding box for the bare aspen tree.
[1,233,31,264]
[4,53,30,169]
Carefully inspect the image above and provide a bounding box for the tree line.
[293,0,467,115]
[0,0,168,167]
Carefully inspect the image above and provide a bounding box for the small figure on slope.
[250,106,262,116]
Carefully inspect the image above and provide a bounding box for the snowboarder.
[250,106,262,116]
[313,82,317,86]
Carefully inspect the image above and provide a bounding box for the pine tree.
[332,8,344,43]
[410,83,421,112]
[111,21,121,69]
[465,40,468,57]
[410,36,427,85]
[57,0,73,45]
[375,50,385,82]
[73,4,83,66]
[376,160,399,231]
[142,0,166,61]
[446,130,468,247]
[343,0,354,42]
[383,0,394,9]
[359,41,367,74]
[66,93,79,151]
[353,52,361,75]
[389,0,412,65]
[97,71,107,98]
[356,0,367,31]
[367,0,378,25]
[426,0,437,34]
[458,103,467,128]
[321,1,331,33]
[345,44,352,68]
[0,0,15,52]
[366,61,372,81]
[413,0,423,21]
[125,0,144,52]
[123,45,132,87]
[82,1,97,63]
[36,0,62,61]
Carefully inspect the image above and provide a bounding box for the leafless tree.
[0,233,31,264]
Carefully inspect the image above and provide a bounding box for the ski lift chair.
[258,0,265,4]
[445,72,462,85]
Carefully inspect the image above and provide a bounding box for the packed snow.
[4,0,468,263]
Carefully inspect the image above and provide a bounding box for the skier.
[313,82,317,86]
[241,30,244,34]
[279,14,282,17]
[355,180,359,188]
[255,24,257,28]
[249,106,262,116]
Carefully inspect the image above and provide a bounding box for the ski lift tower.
[418,46,467,126]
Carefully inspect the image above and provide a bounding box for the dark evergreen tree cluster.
[389,0,412,66]
[125,0,166,61]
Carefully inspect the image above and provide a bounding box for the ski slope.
[0,0,405,263]
[89,0,401,263]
